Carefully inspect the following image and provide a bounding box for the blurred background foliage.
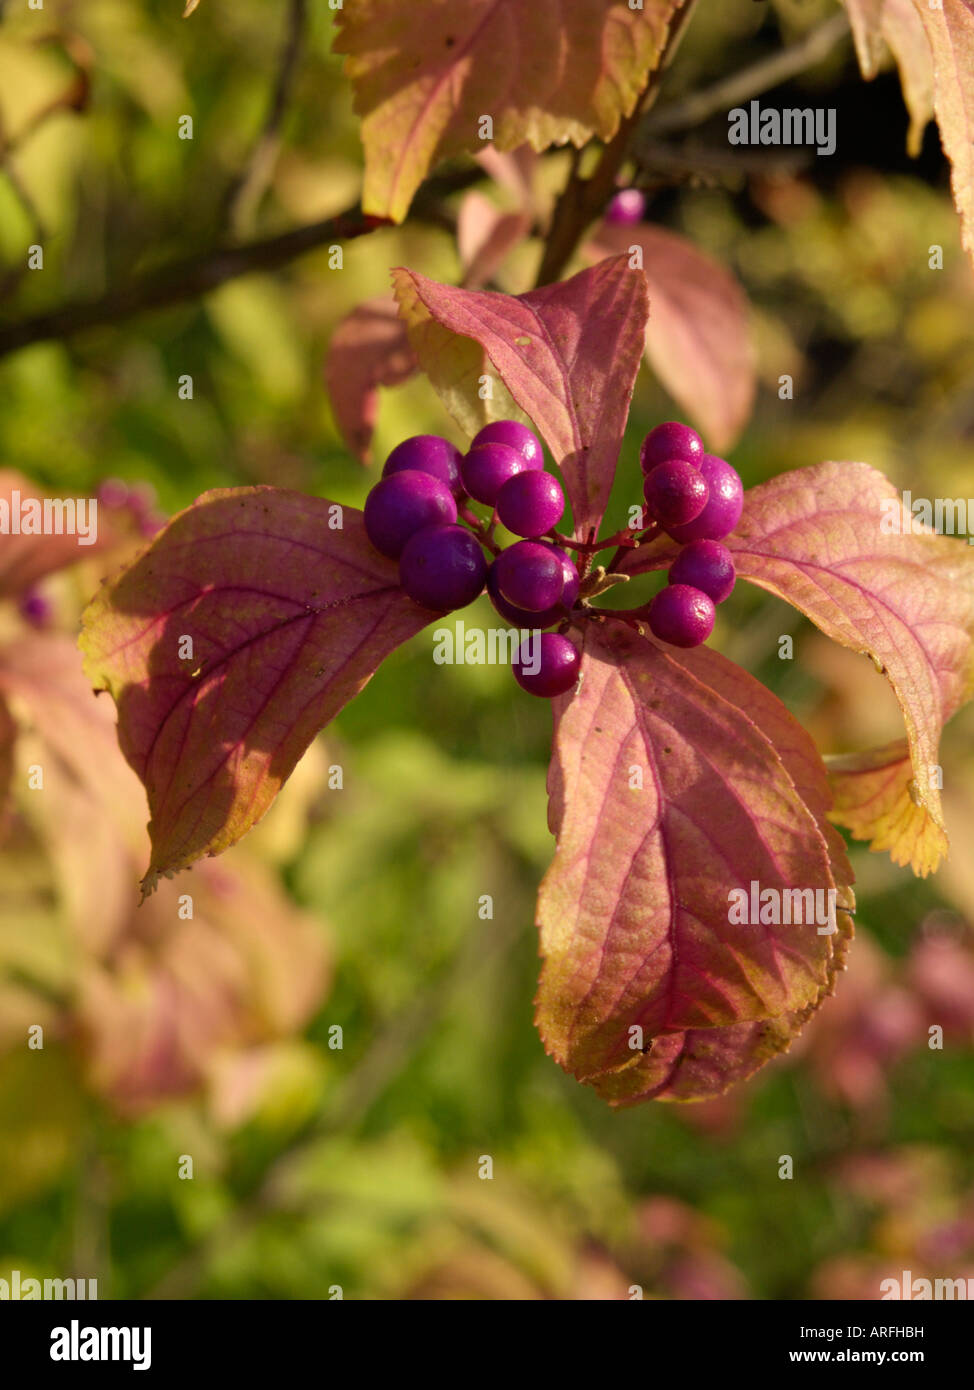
[0,0,972,1300]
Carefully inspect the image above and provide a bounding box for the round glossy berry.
[460,442,526,506]
[668,539,736,604]
[486,544,577,628]
[545,543,580,608]
[492,540,564,612]
[512,632,580,698]
[470,420,543,470]
[496,469,564,538]
[648,584,715,648]
[643,459,709,528]
[364,470,457,559]
[382,435,465,499]
[666,455,743,542]
[486,566,558,629]
[605,189,645,226]
[640,422,704,474]
[399,524,487,611]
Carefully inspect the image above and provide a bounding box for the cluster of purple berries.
[363,423,581,698]
[639,422,743,649]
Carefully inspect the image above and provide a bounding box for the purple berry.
[545,543,580,608]
[364,470,457,559]
[643,459,709,528]
[470,420,543,470]
[605,189,645,226]
[666,455,743,542]
[668,539,736,604]
[399,524,487,611]
[383,435,465,500]
[648,584,715,648]
[460,442,528,506]
[492,540,564,612]
[640,422,704,474]
[512,632,580,698]
[496,469,564,538]
[487,572,560,630]
[486,544,577,628]
[19,588,52,626]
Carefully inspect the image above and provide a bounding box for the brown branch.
[222,0,308,238]
[533,0,700,288]
[0,167,484,361]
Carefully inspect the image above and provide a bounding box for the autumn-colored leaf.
[77,854,328,1116]
[0,635,149,952]
[727,463,974,874]
[0,470,108,598]
[334,0,680,221]
[912,0,974,267]
[392,258,649,536]
[456,191,530,290]
[586,228,756,452]
[620,461,974,875]
[844,1,934,156]
[536,624,852,1101]
[825,739,940,875]
[473,144,539,218]
[80,487,434,891]
[325,296,417,464]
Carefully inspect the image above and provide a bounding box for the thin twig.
[533,0,700,288]
[0,167,484,361]
[638,12,851,143]
[222,0,308,237]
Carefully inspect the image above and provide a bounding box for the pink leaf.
[325,296,417,464]
[0,470,109,597]
[80,487,433,891]
[535,623,852,1103]
[456,190,530,289]
[619,461,974,875]
[392,258,649,537]
[473,144,539,218]
[586,226,756,452]
[334,0,681,221]
[77,855,329,1116]
[0,634,149,953]
[911,0,974,267]
[726,463,974,875]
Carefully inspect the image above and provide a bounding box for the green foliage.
[0,0,972,1301]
